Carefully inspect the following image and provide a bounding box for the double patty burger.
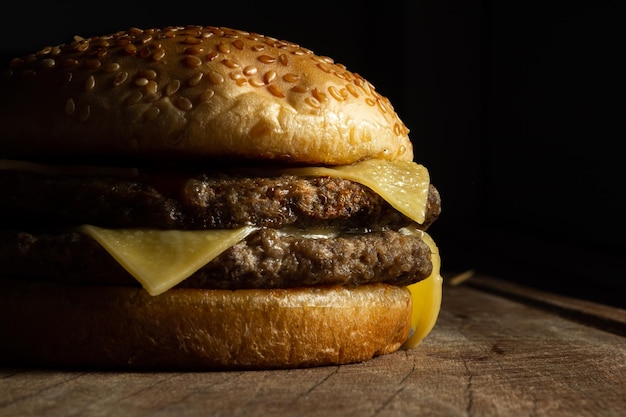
[0,25,442,369]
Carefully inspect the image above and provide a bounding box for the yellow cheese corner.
[282,160,430,225]
[80,225,258,296]
[400,226,443,349]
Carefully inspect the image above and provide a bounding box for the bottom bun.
[0,279,412,370]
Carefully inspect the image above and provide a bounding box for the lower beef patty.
[1,228,433,290]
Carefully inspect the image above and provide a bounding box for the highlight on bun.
[0,25,412,165]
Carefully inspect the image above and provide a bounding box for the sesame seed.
[221,59,239,69]
[137,34,153,44]
[188,72,203,86]
[184,55,203,68]
[176,96,193,111]
[124,44,137,55]
[65,98,76,115]
[84,75,96,91]
[316,62,331,73]
[257,55,276,64]
[263,70,277,84]
[113,71,129,87]
[144,106,160,121]
[186,46,204,55]
[209,27,224,37]
[41,58,56,69]
[243,66,257,76]
[377,99,388,114]
[316,55,334,64]
[328,86,345,102]
[95,48,108,59]
[135,78,149,87]
[283,73,299,83]
[249,78,264,87]
[207,71,224,84]
[76,42,89,52]
[267,84,285,98]
[94,39,110,48]
[62,58,79,68]
[206,51,219,61]
[200,89,215,102]
[126,91,143,105]
[232,39,244,50]
[152,48,166,61]
[139,69,157,80]
[290,85,308,93]
[166,79,181,96]
[346,83,359,98]
[84,59,101,70]
[184,36,201,45]
[145,80,158,95]
[305,97,321,108]
[103,62,120,72]
[312,88,327,103]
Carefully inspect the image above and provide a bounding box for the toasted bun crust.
[0,26,412,165]
[0,279,412,370]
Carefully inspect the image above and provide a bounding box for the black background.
[2,1,624,307]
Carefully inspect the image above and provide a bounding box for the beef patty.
[0,228,433,290]
[0,170,441,231]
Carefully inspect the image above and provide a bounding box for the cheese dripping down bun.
[0,25,442,370]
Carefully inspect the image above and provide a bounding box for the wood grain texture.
[2,275,625,417]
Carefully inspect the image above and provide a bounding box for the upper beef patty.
[0,170,441,231]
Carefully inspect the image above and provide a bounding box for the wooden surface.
[1,274,625,417]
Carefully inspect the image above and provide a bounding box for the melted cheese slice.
[283,160,430,224]
[80,225,258,296]
[400,225,443,349]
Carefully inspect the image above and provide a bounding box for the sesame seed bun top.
[0,25,413,165]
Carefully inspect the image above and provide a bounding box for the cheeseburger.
[0,25,442,369]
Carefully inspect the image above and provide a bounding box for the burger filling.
[0,159,441,295]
